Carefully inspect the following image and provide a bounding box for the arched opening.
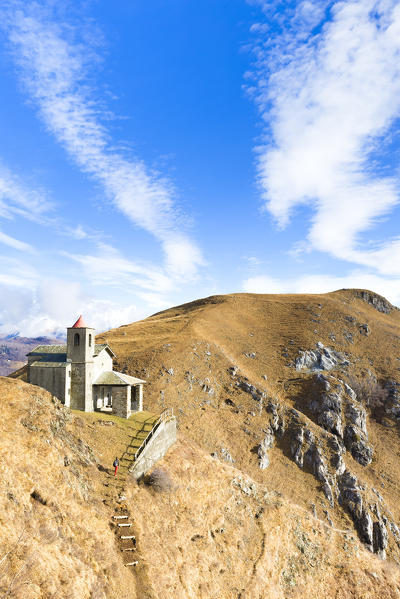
[74,333,80,347]
[89,334,92,347]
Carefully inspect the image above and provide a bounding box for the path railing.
[128,408,175,471]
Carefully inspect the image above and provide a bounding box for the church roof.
[94,344,116,357]
[28,344,67,355]
[27,343,114,358]
[72,315,89,328]
[30,361,69,368]
[93,371,146,386]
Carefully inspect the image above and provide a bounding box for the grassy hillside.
[4,288,400,597]
[2,376,400,599]
[97,289,400,560]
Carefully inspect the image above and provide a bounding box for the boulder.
[359,323,371,336]
[258,428,274,470]
[322,481,334,507]
[295,343,349,372]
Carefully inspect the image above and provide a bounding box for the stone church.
[27,315,145,418]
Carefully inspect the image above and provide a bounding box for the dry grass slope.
[4,288,400,598]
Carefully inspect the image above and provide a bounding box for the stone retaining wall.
[130,418,177,479]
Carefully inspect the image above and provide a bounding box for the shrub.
[143,468,174,493]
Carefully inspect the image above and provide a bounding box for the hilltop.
[97,289,400,557]
[3,288,400,597]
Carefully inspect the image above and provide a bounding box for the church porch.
[93,371,145,419]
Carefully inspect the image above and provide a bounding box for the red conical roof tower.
[72,315,89,328]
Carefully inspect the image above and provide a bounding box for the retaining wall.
[130,418,177,479]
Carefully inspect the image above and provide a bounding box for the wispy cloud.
[0,231,35,253]
[0,161,51,222]
[249,0,400,274]
[64,243,174,295]
[1,1,204,280]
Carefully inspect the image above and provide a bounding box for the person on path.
[113,457,119,477]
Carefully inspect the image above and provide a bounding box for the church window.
[89,334,92,347]
[74,333,80,347]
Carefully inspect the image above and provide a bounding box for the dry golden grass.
[0,377,140,599]
[5,289,400,598]
[125,437,400,599]
[97,290,400,564]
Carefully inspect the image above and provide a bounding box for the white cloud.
[243,271,400,307]
[250,0,400,274]
[2,2,204,280]
[0,231,34,253]
[0,277,140,337]
[0,161,51,222]
[63,243,174,295]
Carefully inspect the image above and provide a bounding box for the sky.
[1,0,400,336]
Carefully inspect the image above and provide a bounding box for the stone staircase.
[102,409,176,573]
[119,412,160,470]
[112,506,138,567]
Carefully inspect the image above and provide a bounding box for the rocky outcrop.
[237,379,266,402]
[310,375,343,437]
[345,401,367,433]
[373,520,388,559]
[290,426,304,467]
[258,428,274,469]
[384,380,400,420]
[338,471,373,550]
[266,399,285,436]
[343,425,373,466]
[329,437,346,476]
[295,342,349,372]
[356,290,396,314]
[310,375,373,466]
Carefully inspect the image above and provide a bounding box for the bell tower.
[67,315,95,411]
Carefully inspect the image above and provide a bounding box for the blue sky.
[1,0,400,335]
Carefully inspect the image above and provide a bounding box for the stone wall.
[130,418,177,479]
[30,364,71,404]
[93,351,113,379]
[131,384,143,412]
[70,362,94,411]
[113,385,131,419]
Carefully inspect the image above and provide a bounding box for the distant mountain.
[0,334,64,375]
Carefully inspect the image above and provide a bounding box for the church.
[26,315,145,419]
